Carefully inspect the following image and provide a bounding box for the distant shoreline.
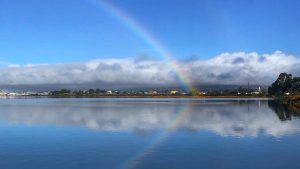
[46,95,271,99]
[0,95,271,99]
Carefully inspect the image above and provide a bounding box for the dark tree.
[88,89,95,95]
[268,73,295,96]
[95,89,101,94]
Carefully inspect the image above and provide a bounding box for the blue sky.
[0,0,300,65]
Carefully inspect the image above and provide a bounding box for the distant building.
[170,90,179,95]
[7,92,19,96]
[151,91,158,94]
[199,92,207,95]
[251,91,260,95]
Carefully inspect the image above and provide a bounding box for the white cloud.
[0,51,299,88]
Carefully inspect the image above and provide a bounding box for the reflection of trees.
[268,100,300,121]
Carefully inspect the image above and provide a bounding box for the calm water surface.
[0,98,299,169]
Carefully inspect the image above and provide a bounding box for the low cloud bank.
[1,51,299,88]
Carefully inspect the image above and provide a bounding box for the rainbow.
[120,103,192,169]
[90,0,196,91]
[89,1,196,168]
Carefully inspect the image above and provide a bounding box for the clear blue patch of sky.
[0,0,299,64]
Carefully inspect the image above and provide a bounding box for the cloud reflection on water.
[0,99,299,137]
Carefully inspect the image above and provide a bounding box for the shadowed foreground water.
[0,98,299,169]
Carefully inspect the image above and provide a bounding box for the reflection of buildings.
[268,100,300,121]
